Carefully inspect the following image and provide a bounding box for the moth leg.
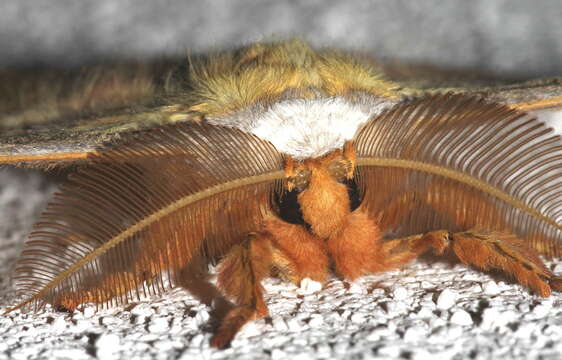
[449,230,561,297]
[211,232,273,349]
[377,230,450,270]
[327,207,385,280]
[325,207,442,279]
[264,216,330,284]
[327,205,451,279]
[380,229,561,296]
[175,256,232,320]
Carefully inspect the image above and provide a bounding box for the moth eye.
[328,160,351,182]
[289,169,311,192]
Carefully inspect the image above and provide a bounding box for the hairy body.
[212,146,561,348]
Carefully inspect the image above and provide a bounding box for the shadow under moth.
[1,39,562,348]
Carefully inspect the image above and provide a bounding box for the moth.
[2,39,562,349]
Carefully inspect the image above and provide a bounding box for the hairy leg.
[327,206,450,279]
[379,230,450,269]
[264,216,329,284]
[378,228,561,296]
[450,230,561,296]
[361,179,562,295]
[175,257,232,321]
[327,207,384,280]
[327,200,561,296]
[212,232,273,349]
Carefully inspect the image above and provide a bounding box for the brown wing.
[3,50,561,169]
[379,61,562,112]
[0,61,196,168]
[354,93,562,258]
[8,122,284,312]
[480,78,562,112]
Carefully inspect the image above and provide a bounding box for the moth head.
[284,141,356,192]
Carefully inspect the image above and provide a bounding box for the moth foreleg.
[325,208,443,280]
[212,232,273,349]
[175,257,231,316]
[326,207,384,280]
[264,216,330,284]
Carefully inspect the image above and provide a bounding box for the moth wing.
[477,78,562,112]
[8,122,284,311]
[3,52,562,168]
[0,62,195,168]
[381,61,562,112]
[354,93,562,258]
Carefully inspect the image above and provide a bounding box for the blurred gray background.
[1,0,562,79]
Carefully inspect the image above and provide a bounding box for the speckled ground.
[0,168,561,360]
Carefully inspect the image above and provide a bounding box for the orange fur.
[217,233,272,309]
[213,232,273,348]
[264,216,329,283]
[210,306,258,349]
[211,144,560,348]
[7,42,562,352]
[327,208,383,280]
[378,230,449,269]
[451,231,553,297]
[297,152,351,238]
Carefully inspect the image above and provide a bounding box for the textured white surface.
[0,169,561,360]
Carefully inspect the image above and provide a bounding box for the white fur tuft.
[208,96,397,159]
[251,98,368,158]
